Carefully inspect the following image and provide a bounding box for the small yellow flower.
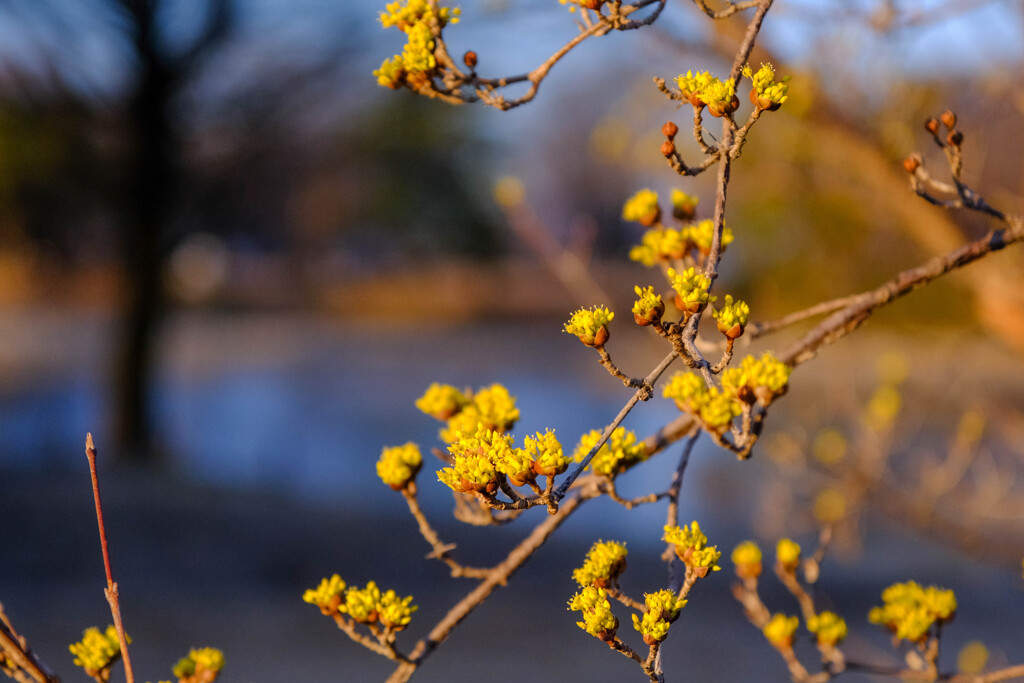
[173,647,225,681]
[631,589,687,645]
[712,295,750,339]
[677,71,738,116]
[629,228,687,266]
[742,62,789,111]
[807,611,848,647]
[377,590,418,631]
[415,383,469,421]
[573,540,628,588]
[868,581,957,643]
[69,626,125,675]
[377,442,423,490]
[439,383,519,441]
[721,352,791,405]
[438,425,511,493]
[373,55,405,89]
[622,189,661,226]
[522,429,569,478]
[572,427,647,478]
[763,613,799,650]
[303,574,347,615]
[568,586,618,640]
[662,372,738,434]
[776,538,801,570]
[730,541,763,580]
[664,522,721,576]
[667,266,714,314]
[341,581,382,623]
[632,285,665,326]
[564,306,615,346]
[683,218,733,255]
[670,189,699,220]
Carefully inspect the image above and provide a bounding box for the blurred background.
[1,0,1023,680]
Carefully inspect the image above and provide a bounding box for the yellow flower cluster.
[668,266,715,314]
[374,0,460,89]
[304,576,418,631]
[629,228,687,266]
[522,429,571,478]
[568,586,618,639]
[730,541,763,579]
[686,219,734,254]
[572,427,647,478]
[621,189,661,226]
[415,382,519,443]
[663,522,721,575]
[868,581,957,642]
[172,648,225,682]
[632,286,665,326]
[676,70,737,116]
[712,295,750,339]
[776,538,801,569]
[564,306,615,347]
[573,540,628,588]
[302,574,347,614]
[628,221,734,267]
[808,611,848,646]
[742,62,789,111]
[662,372,740,434]
[763,613,799,650]
[720,352,791,405]
[438,425,568,492]
[632,589,687,645]
[415,382,469,420]
[671,189,699,217]
[377,442,423,489]
[69,625,124,675]
[437,426,509,493]
[378,590,419,630]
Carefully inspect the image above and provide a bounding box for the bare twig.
[84,434,134,683]
[401,487,490,579]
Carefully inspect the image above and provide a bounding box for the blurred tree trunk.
[114,0,231,462]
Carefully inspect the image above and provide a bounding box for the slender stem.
[85,434,134,683]
[401,487,490,579]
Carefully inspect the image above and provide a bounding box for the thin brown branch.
[400,487,490,579]
[0,606,57,683]
[780,213,1024,367]
[692,0,761,19]
[85,434,134,683]
[330,614,411,663]
[386,485,601,683]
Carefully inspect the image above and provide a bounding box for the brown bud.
[947,130,963,147]
[940,109,957,130]
[463,51,477,69]
[902,154,921,174]
[582,0,603,8]
[661,120,679,140]
[660,140,676,158]
[925,117,940,135]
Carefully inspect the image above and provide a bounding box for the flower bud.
[582,0,603,8]
[947,130,963,147]
[463,51,477,69]
[903,154,921,174]
[940,109,957,129]
[660,140,675,158]
[661,120,679,139]
[925,117,940,135]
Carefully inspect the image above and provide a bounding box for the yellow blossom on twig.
[303,574,347,615]
[868,581,956,643]
[632,285,665,326]
[172,648,225,682]
[622,189,661,226]
[668,266,715,315]
[632,589,687,645]
[377,442,423,490]
[573,540,628,588]
[742,62,789,111]
[763,613,799,650]
[572,427,647,477]
[664,521,721,576]
[69,626,125,677]
[730,541,763,580]
[568,586,618,640]
[564,306,615,347]
[808,611,848,647]
[775,538,801,570]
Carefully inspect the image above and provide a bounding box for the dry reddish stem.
[85,433,134,683]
